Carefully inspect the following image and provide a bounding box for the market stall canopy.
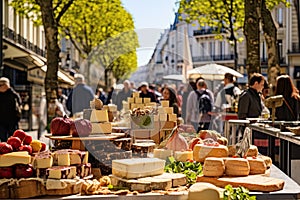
[162,74,183,81]
[187,63,243,80]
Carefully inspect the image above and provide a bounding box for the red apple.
[15,164,34,178]
[23,133,33,145]
[70,119,92,137]
[19,145,32,155]
[40,142,46,151]
[50,116,72,136]
[7,137,22,150]
[0,142,13,154]
[0,167,13,178]
[13,129,26,141]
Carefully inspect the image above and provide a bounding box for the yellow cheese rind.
[188,182,220,200]
[0,151,31,167]
[193,144,228,163]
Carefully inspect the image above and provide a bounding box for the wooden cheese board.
[197,174,284,192]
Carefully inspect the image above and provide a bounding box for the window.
[220,41,225,56]
[200,42,205,57]
[209,41,215,58]
[277,8,283,27]
[278,40,283,61]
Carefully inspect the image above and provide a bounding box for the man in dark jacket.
[0,77,22,142]
[238,73,265,119]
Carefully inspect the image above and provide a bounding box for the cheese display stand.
[3,96,300,199]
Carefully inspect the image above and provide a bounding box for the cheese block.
[46,166,76,179]
[247,157,267,175]
[168,113,177,121]
[153,149,172,160]
[257,155,272,168]
[91,122,112,134]
[160,100,169,107]
[108,104,117,112]
[174,151,193,162]
[69,150,88,165]
[224,158,250,176]
[143,98,151,104]
[75,163,92,178]
[135,97,143,104]
[0,151,31,167]
[132,92,139,98]
[137,177,172,190]
[188,182,220,200]
[164,107,173,114]
[83,109,108,122]
[32,151,53,169]
[159,114,168,121]
[158,106,165,114]
[203,157,225,177]
[193,144,228,163]
[152,173,187,187]
[112,158,165,179]
[53,150,70,166]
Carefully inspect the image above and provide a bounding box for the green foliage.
[164,156,202,184]
[10,0,139,82]
[178,0,289,42]
[223,185,256,200]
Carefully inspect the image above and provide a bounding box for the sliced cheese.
[0,151,31,167]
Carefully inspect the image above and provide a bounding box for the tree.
[60,0,138,86]
[179,0,288,86]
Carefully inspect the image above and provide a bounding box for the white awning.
[41,66,74,85]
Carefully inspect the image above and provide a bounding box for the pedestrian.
[116,80,133,110]
[275,75,300,121]
[215,73,241,112]
[186,79,214,132]
[105,86,115,105]
[96,87,107,104]
[0,77,22,142]
[138,82,157,103]
[238,73,265,119]
[66,74,95,118]
[161,86,181,116]
[57,88,70,116]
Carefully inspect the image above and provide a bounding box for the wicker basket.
[286,126,300,135]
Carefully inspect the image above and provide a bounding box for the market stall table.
[39,165,300,200]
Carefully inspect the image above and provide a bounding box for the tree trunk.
[37,0,60,130]
[261,0,280,90]
[244,0,261,77]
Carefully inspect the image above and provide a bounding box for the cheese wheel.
[193,144,228,163]
[203,157,225,177]
[188,182,220,200]
[257,155,272,168]
[247,157,267,174]
[224,158,250,176]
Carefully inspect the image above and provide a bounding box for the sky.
[122,0,178,66]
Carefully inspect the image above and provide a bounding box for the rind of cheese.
[91,122,112,134]
[224,157,250,176]
[112,158,165,179]
[46,166,76,179]
[174,151,193,162]
[188,182,220,200]
[203,157,225,177]
[0,151,31,167]
[153,149,172,160]
[53,150,70,166]
[193,144,228,163]
[34,154,53,169]
[247,157,267,175]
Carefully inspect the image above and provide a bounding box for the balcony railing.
[3,26,46,57]
[193,28,226,36]
[288,43,300,53]
[181,54,234,62]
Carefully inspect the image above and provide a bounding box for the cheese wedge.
[0,151,31,167]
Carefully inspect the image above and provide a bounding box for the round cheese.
[224,157,250,176]
[193,144,228,163]
[188,182,220,200]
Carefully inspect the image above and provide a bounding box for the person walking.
[0,77,22,142]
[215,73,241,112]
[186,79,214,132]
[275,75,300,121]
[66,74,94,118]
[116,80,133,110]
